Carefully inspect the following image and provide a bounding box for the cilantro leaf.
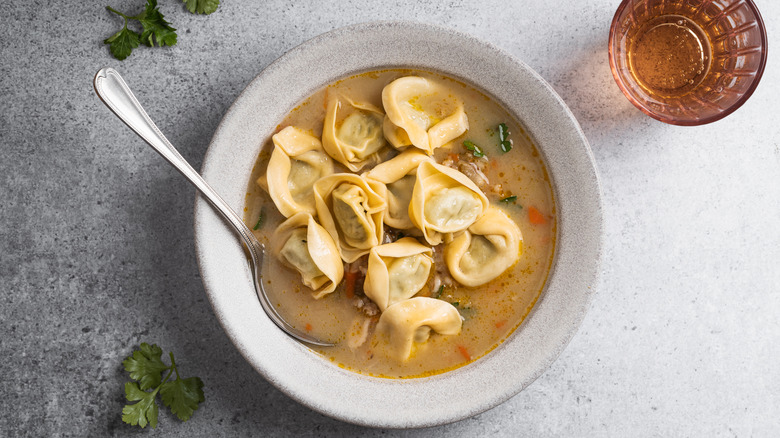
[160,377,205,422]
[122,342,168,390]
[253,208,265,230]
[499,195,517,204]
[121,343,205,429]
[498,123,512,153]
[182,0,220,15]
[463,140,485,158]
[104,26,140,61]
[105,1,177,60]
[139,0,177,47]
[122,382,160,428]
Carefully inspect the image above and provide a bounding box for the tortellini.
[409,161,489,245]
[364,149,432,230]
[262,126,334,217]
[382,76,469,154]
[376,297,463,361]
[364,238,433,311]
[382,115,412,150]
[260,73,536,367]
[270,212,344,298]
[322,95,387,172]
[445,206,523,287]
[314,173,386,263]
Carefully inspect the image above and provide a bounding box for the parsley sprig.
[499,195,522,208]
[183,0,220,15]
[463,140,485,158]
[253,207,265,230]
[498,123,513,153]
[121,343,204,429]
[104,0,220,60]
[105,0,177,60]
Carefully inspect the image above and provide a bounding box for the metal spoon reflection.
[93,67,334,347]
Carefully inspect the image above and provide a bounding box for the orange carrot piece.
[305,323,312,332]
[457,345,471,361]
[528,206,547,224]
[495,320,507,329]
[448,153,460,162]
[344,271,359,299]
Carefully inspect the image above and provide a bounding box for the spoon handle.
[93,68,250,238]
[94,68,334,347]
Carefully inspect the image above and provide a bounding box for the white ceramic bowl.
[195,21,602,428]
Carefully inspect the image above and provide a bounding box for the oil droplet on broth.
[628,15,712,97]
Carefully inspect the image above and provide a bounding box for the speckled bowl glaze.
[194,22,602,428]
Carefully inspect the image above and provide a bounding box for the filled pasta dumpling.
[382,115,412,150]
[445,206,523,287]
[364,149,432,230]
[376,297,462,362]
[270,212,344,298]
[322,95,387,172]
[364,238,433,311]
[314,173,386,262]
[409,161,489,245]
[261,126,334,218]
[382,76,469,155]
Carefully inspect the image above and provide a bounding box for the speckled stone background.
[1,0,778,436]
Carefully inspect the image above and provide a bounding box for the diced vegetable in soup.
[244,69,555,378]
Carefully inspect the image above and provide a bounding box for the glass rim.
[608,0,768,126]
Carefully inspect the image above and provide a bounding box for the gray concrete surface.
[1,0,779,436]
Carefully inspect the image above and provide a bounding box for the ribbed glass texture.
[609,0,767,125]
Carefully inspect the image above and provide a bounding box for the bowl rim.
[608,0,768,126]
[195,20,603,428]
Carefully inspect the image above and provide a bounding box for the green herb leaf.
[434,285,444,299]
[463,140,485,158]
[182,0,220,14]
[498,123,512,153]
[253,208,265,230]
[139,0,177,47]
[104,26,140,61]
[499,195,517,204]
[105,1,177,60]
[121,344,205,429]
[122,343,168,390]
[452,301,459,308]
[160,377,205,422]
[122,382,160,428]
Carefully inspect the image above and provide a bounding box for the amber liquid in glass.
[628,15,712,97]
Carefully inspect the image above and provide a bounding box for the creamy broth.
[244,70,555,378]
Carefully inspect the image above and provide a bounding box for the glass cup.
[609,0,768,125]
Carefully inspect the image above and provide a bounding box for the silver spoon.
[94,67,334,347]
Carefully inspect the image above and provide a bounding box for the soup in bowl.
[195,22,601,427]
[245,69,555,378]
